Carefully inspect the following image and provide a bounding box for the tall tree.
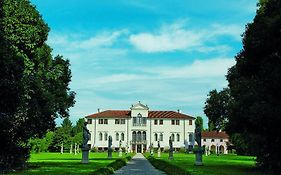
[0,0,75,171]
[204,88,231,131]
[226,0,281,172]
[195,116,203,131]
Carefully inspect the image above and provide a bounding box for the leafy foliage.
[0,0,75,172]
[226,0,281,172]
[204,88,231,131]
[195,116,204,131]
[204,0,281,172]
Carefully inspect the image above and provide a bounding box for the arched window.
[105,133,108,141]
[171,133,175,141]
[177,133,180,142]
[132,131,136,141]
[155,133,158,141]
[99,132,103,141]
[142,131,146,140]
[137,113,142,125]
[116,133,119,141]
[189,133,193,143]
[137,131,141,141]
[160,133,163,141]
[121,133,125,141]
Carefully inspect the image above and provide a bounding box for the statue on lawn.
[168,136,174,160]
[81,121,90,164]
[194,126,203,166]
[157,140,161,158]
[82,122,90,148]
[108,135,112,158]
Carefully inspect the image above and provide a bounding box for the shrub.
[147,156,191,175]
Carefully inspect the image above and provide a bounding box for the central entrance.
[137,144,142,153]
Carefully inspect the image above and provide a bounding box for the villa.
[85,102,196,153]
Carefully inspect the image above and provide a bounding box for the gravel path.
[113,153,166,175]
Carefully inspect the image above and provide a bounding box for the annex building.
[85,102,196,153]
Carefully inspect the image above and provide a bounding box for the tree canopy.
[0,0,75,171]
[204,0,281,172]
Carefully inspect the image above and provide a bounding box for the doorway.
[137,144,141,153]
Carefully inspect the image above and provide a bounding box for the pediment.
[130,101,149,110]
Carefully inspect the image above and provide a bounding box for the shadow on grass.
[10,160,115,175]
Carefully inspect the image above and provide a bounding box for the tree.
[204,88,231,131]
[0,0,75,171]
[195,116,203,131]
[72,118,85,136]
[61,117,73,135]
[226,0,281,172]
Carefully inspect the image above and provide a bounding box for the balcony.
[131,140,147,144]
[133,123,147,127]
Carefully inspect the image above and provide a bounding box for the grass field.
[146,153,263,175]
[9,152,132,175]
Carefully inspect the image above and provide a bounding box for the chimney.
[177,109,182,113]
[97,108,102,113]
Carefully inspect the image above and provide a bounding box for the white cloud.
[129,21,243,53]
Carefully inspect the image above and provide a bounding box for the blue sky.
[31,0,257,128]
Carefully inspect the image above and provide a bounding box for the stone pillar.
[70,144,73,154]
[60,143,64,154]
[81,147,90,164]
[195,148,203,166]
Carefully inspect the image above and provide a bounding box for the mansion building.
[85,102,196,153]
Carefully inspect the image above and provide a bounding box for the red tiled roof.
[202,131,229,139]
[86,110,195,119]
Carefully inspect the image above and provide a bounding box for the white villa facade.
[85,102,196,153]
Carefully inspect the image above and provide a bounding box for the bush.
[147,156,191,175]
[91,154,132,175]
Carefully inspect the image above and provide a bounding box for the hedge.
[91,155,133,175]
[147,156,191,175]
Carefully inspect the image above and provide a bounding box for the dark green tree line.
[204,0,281,173]
[0,0,75,172]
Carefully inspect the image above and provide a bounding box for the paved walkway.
[114,153,166,175]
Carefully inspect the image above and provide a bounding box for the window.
[99,133,103,141]
[220,139,223,142]
[137,131,141,141]
[104,119,108,124]
[116,133,119,141]
[155,133,158,141]
[159,120,163,125]
[142,118,147,125]
[154,120,158,125]
[143,131,146,140]
[89,133,91,141]
[177,133,180,142]
[98,119,103,124]
[189,120,192,125]
[171,134,175,141]
[133,117,137,125]
[171,120,175,125]
[203,139,206,142]
[160,133,163,141]
[87,119,92,124]
[176,120,180,125]
[121,133,125,141]
[132,131,136,141]
[211,139,215,142]
[189,133,193,143]
[105,133,108,141]
[121,119,125,124]
[115,119,120,124]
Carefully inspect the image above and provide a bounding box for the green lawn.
[10,152,132,175]
[146,153,263,175]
